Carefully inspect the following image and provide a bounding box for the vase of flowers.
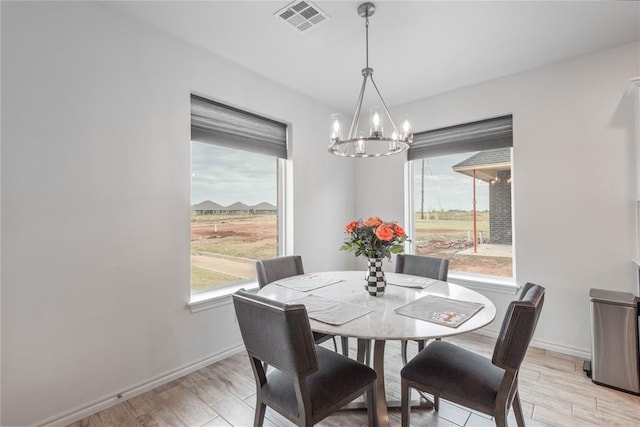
[340,216,409,296]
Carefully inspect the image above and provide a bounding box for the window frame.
[404,115,518,292]
[188,94,292,310]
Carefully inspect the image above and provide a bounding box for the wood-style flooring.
[68,333,640,426]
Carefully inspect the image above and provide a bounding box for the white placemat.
[395,295,484,328]
[274,274,343,292]
[288,294,372,325]
[386,273,438,289]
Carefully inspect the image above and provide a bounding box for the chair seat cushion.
[263,346,376,416]
[401,340,504,409]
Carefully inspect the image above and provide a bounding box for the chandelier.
[328,2,413,158]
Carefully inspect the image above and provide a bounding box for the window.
[408,116,513,278]
[190,95,287,294]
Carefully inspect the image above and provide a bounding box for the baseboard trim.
[36,344,245,427]
[472,328,591,360]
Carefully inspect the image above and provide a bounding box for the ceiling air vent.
[274,0,329,33]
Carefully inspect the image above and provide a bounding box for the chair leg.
[331,336,338,352]
[401,380,410,427]
[403,340,427,366]
[366,383,378,427]
[433,394,440,411]
[341,336,349,357]
[401,339,409,365]
[494,409,507,427]
[254,399,266,427]
[513,391,525,427]
[364,339,371,366]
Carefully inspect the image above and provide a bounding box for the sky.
[191,142,487,211]
[412,152,489,212]
[191,142,277,206]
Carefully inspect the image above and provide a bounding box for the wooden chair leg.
[341,336,349,357]
[401,339,409,365]
[366,383,378,427]
[513,391,525,427]
[365,339,371,366]
[494,409,507,427]
[401,380,410,427]
[254,399,266,427]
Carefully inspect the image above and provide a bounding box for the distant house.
[192,200,276,215]
[452,148,512,244]
[191,200,226,215]
[225,201,250,215]
[250,202,277,215]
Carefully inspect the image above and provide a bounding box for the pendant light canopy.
[328,2,413,158]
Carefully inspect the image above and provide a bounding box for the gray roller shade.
[191,94,288,159]
[408,115,512,160]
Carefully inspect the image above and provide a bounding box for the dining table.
[257,270,497,427]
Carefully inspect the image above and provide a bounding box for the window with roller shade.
[409,115,513,278]
[190,94,287,293]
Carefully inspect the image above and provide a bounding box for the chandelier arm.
[347,73,370,140]
[369,75,401,136]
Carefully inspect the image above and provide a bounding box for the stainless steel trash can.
[589,288,639,394]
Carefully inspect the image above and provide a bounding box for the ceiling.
[104,1,640,112]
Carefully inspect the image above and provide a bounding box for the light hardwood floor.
[68,334,640,426]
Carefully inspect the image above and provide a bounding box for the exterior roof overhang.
[452,161,511,183]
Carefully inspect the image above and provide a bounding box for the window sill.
[187,281,259,314]
[448,272,519,295]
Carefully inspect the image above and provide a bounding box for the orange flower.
[345,221,359,234]
[364,216,383,228]
[392,224,406,237]
[375,225,394,241]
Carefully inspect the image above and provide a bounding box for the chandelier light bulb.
[370,107,384,138]
[330,114,343,146]
[356,135,366,155]
[390,131,399,151]
[401,115,413,142]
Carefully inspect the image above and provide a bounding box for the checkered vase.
[365,258,387,296]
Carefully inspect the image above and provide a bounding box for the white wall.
[0,3,354,425]
[356,42,640,356]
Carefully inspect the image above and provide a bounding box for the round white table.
[258,271,496,426]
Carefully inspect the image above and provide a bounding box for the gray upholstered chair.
[232,290,378,427]
[256,255,305,289]
[256,255,349,357]
[400,283,545,427]
[395,254,450,364]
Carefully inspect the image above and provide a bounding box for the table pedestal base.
[346,339,435,426]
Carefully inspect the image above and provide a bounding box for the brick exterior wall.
[489,170,512,244]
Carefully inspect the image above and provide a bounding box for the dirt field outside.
[190,211,512,292]
[414,211,512,277]
[191,214,277,292]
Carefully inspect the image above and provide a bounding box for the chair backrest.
[232,289,318,377]
[395,254,449,281]
[256,255,304,289]
[492,283,545,372]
